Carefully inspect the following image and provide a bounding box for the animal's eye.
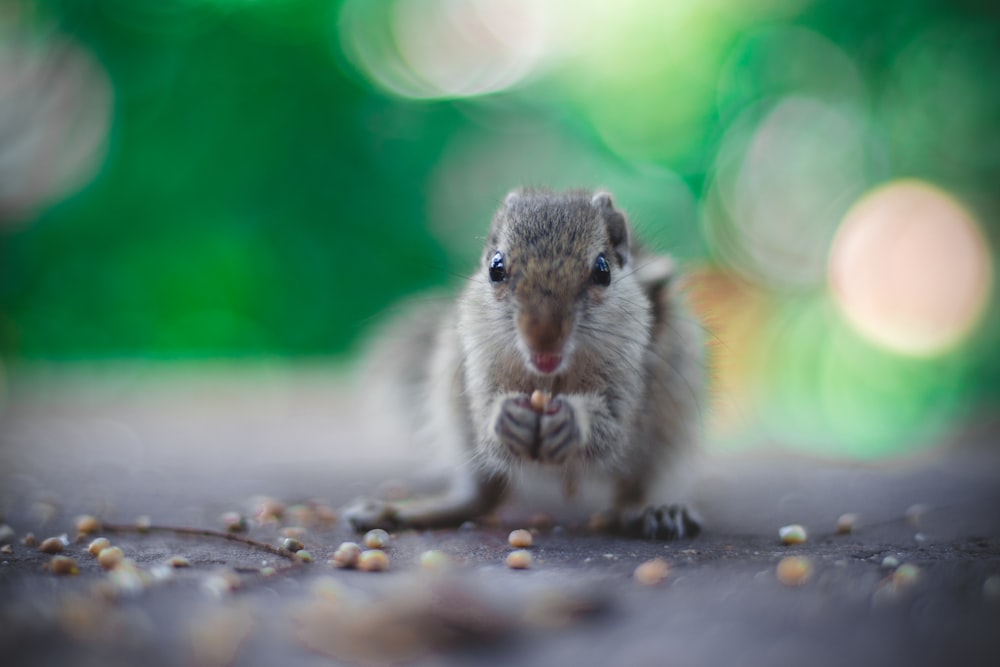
[591,254,611,287]
[488,251,507,283]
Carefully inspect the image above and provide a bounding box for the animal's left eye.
[591,254,611,287]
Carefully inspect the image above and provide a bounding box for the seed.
[296,550,314,563]
[168,556,191,568]
[892,563,920,587]
[0,544,11,554]
[22,533,37,547]
[363,528,390,549]
[98,546,125,570]
[311,504,339,526]
[633,558,671,586]
[418,550,450,572]
[835,513,858,534]
[282,538,304,553]
[881,556,900,570]
[530,389,551,413]
[39,537,65,554]
[75,515,101,534]
[330,542,362,568]
[0,524,15,544]
[778,524,808,545]
[776,556,812,586]
[135,515,152,533]
[220,512,247,533]
[281,526,307,540]
[508,529,533,548]
[252,496,285,522]
[50,555,79,575]
[357,549,390,572]
[505,549,533,570]
[904,503,929,527]
[88,537,111,557]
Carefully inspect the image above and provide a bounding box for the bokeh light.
[0,17,112,224]
[1,0,998,461]
[828,180,993,357]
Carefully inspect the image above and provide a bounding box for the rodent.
[345,188,704,539]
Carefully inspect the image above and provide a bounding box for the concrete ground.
[1,365,999,667]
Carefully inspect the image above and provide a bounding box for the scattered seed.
[0,524,16,544]
[285,504,313,526]
[587,512,615,533]
[634,558,671,586]
[418,550,450,572]
[508,529,533,549]
[281,526,307,540]
[357,549,390,572]
[221,512,247,533]
[252,496,285,522]
[530,389,551,413]
[98,546,125,570]
[312,504,339,526]
[363,529,390,549]
[282,538,305,553]
[505,549,533,570]
[135,516,152,533]
[529,513,554,530]
[74,515,101,534]
[776,556,813,586]
[835,513,858,534]
[50,555,79,576]
[22,533,37,547]
[881,556,900,570]
[296,550,314,563]
[39,537,65,554]
[260,566,277,577]
[330,542,362,569]
[0,544,11,554]
[168,556,191,568]
[88,537,111,557]
[778,524,808,545]
[892,563,920,587]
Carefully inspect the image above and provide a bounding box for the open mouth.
[530,352,562,374]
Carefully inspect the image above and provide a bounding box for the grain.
[778,524,807,545]
[633,558,670,586]
[97,546,125,570]
[50,555,79,575]
[776,556,812,586]
[330,542,362,569]
[88,537,111,557]
[835,513,858,534]
[505,549,533,569]
[363,529,390,549]
[508,529,533,548]
[357,549,390,572]
[75,515,101,534]
[530,389,551,412]
[39,537,65,554]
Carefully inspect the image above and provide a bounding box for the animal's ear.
[591,190,630,266]
[633,254,675,289]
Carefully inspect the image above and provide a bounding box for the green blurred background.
[1,0,998,458]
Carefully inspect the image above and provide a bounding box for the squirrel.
[345,188,704,539]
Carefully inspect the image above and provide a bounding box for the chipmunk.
[345,188,704,539]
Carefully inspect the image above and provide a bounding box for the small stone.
[881,556,900,570]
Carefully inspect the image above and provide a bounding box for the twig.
[100,522,301,565]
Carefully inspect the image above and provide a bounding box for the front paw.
[620,504,701,540]
[494,394,540,459]
[342,497,400,532]
[537,397,580,463]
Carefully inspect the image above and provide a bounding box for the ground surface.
[1,366,999,667]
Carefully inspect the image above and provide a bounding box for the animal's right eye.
[488,251,507,283]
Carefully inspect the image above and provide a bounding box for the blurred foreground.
[1,366,998,667]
